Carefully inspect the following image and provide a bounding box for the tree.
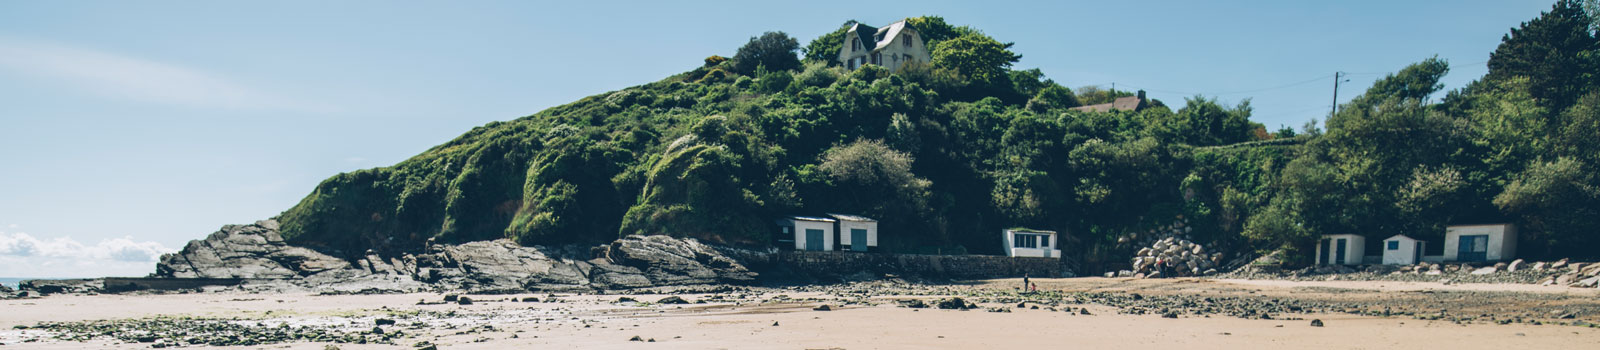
[816,139,937,248]
[1494,157,1600,256]
[733,31,802,75]
[1171,97,1257,146]
[802,20,858,64]
[931,33,1022,88]
[1486,0,1599,110]
[1026,85,1080,113]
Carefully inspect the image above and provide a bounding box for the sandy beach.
[3,278,1597,349]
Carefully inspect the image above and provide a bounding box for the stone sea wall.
[725,249,1069,279]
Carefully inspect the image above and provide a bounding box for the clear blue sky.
[0,0,1554,277]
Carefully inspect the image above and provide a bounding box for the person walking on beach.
[1022,273,1030,292]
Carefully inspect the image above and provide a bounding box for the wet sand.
[2,278,1597,349]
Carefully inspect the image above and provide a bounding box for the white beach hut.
[777,216,836,251]
[1003,228,1061,259]
[1381,234,1426,265]
[1443,224,1517,262]
[1315,234,1365,266]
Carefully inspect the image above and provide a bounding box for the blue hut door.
[805,229,825,251]
[1335,238,1347,264]
[1459,235,1488,261]
[850,229,868,252]
[1319,238,1332,265]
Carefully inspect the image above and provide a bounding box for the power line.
[1098,74,1333,97]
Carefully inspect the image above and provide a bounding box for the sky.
[0,0,1558,278]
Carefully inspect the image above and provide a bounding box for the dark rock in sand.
[935,297,970,310]
[375,318,396,326]
[813,305,832,311]
[1310,319,1324,327]
[657,296,690,304]
[457,296,474,305]
[19,279,102,295]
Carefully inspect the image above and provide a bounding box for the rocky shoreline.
[1222,258,1600,288]
[6,277,1598,348]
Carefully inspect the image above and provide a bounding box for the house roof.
[1384,234,1421,242]
[783,216,837,223]
[1005,228,1056,235]
[827,213,877,222]
[847,20,913,52]
[1068,96,1143,113]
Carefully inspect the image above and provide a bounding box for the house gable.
[836,19,931,72]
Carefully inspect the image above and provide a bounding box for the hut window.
[1040,235,1050,247]
[1387,241,1399,250]
[1013,234,1038,248]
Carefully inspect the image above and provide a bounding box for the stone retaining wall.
[721,248,1068,278]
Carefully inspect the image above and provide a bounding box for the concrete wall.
[1443,224,1517,262]
[102,277,245,292]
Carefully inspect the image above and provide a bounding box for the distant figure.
[1022,274,1030,292]
[1155,257,1167,278]
[1030,282,1037,292]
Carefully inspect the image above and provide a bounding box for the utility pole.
[1330,72,1344,117]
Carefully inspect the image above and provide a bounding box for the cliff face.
[156,220,758,293]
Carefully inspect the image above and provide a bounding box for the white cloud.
[0,231,176,278]
[0,36,325,112]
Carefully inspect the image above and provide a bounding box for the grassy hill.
[275,8,1600,265]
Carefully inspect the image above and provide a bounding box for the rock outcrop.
[157,220,352,279]
[155,220,757,293]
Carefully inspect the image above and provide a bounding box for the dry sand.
[2,278,1597,349]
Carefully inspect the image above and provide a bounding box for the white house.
[1315,234,1365,265]
[837,19,932,72]
[828,213,878,252]
[1003,228,1061,259]
[1443,224,1517,262]
[1382,234,1426,265]
[777,216,836,251]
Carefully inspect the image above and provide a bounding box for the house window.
[852,39,860,51]
[1387,241,1399,250]
[872,52,880,65]
[1040,235,1050,248]
[1013,234,1038,248]
[903,34,912,47]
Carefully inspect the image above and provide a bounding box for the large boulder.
[605,235,757,287]
[413,240,591,293]
[156,220,351,279]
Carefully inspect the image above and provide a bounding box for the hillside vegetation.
[276,4,1600,266]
